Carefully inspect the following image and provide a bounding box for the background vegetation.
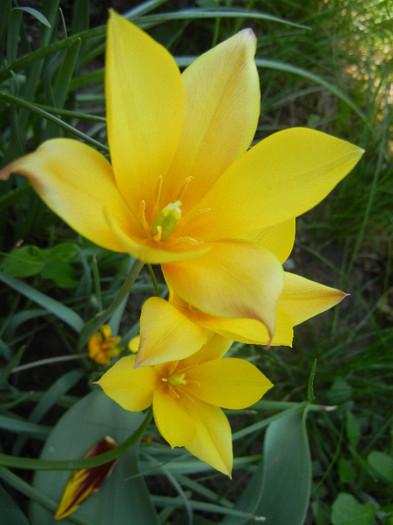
[0,1,392,524]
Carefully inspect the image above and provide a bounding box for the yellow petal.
[278,272,347,326]
[135,297,208,367]
[55,436,117,520]
[180,333,233,368]
[185,358,273,409]
[163,240,284,340]
[0,139,141,252]
[153,387,196,448]
[97,356,158,411]
[106,11,184,215]
[187,128,364,240]
[194,310,293,347]
[238,219,295,264]
[162,29,260,211]
[182,399,233,476]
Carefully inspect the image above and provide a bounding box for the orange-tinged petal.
[97,356,158,412]
[238,219,295,264]
[135,297,208,367]
[187,128,364,240]
[194,309,293,347]
[169,291,293,347]
[0,139,141,252]
[182,398,233,476]
[163,240,284,340]
[55,436,117,520]
[162,28,260,211]
[106,11,184,215]
[153,387,196,448]
[185,358,273,409]
[277,272,347,326]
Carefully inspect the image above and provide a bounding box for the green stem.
[78,258,144,349]
[11,354,87,374]
[0,407,153,471]
[147,263,161,297]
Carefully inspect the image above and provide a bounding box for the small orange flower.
[88,325,122,365]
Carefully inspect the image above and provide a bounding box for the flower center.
[161,371,188,399]
[150,200,182,241]
[162,372,187,386]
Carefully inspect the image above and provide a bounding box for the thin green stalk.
[11,354,87,374]
[0,407,152,471]
[147,263,161,297]
[78,258,144,349]
[91,255,102,312]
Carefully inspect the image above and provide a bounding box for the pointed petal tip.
[133,355,143,369]
[0,160,20,181]
[239,27,256,39]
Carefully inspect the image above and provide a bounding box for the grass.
[0,0,392,524]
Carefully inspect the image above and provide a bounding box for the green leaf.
[48,242,79,262]
[331,493,376,525]
[0,272,84,332]
[367,451,393,484]
[223,407,311,525]
[0,483,30,525]
[30,390,158,525]
[338,458,356,483]
[0,415,50,437]
[254,408,311,525]
[52,38,81,108]
[2,245,45,277]
[346,411,361,450]
[13,6,51,28]
[41,259,78,288]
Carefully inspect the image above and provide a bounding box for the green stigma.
[167,373,187,386]
[151,200,182,241]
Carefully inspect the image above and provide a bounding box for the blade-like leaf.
[13,7,51,28]
[0,483,30,525]
[30,390,158,525]
[0,272,84,332]
[224,407,311,525]
[256,408,311,524]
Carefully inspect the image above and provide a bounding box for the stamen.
[177,236,201,246]
[176,176,194,201]
[168,385,180,399]
[151,225,162,242]
[139,200,150,236]
[154,175,163,206]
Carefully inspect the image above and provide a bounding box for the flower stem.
[78,258,144,349]
[147,263,161,297]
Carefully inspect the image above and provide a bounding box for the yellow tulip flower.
[97,335,272,476]
[0,12,363,340]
